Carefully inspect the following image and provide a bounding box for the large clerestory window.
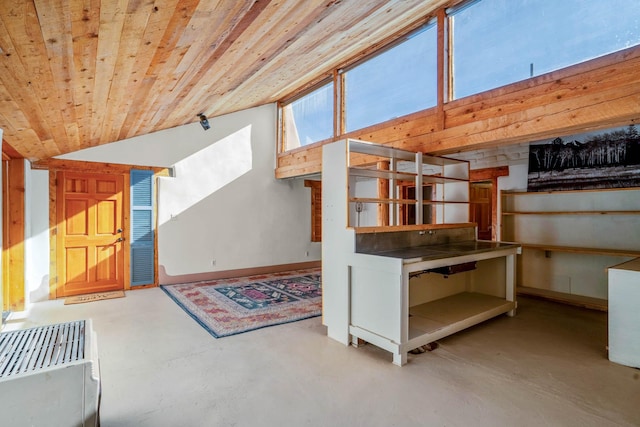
[449,0,640,99]
[279,0,640,154]
[343,22,438,132]
[281,80,334,152]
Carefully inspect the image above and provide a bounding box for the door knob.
[117,228,123,233]
[116,237,125,242]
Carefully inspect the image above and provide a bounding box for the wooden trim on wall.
[158,260,322,286]
[48,170,57,299]
[2,162,8,309]
[32,158,169,175]
[5,159,25,310]
[122,172,132,290]
[2,140,23,161]
[304,180,322,242]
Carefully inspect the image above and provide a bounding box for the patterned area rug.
[160,268,321,338]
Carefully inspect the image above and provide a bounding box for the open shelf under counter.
[408,293,516,342]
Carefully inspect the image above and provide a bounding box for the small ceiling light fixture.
[198,113,210,130]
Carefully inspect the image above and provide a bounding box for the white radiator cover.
[0,320,100,426]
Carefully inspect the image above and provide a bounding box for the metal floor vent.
[0,320,86,378]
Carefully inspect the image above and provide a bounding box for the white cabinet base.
[608,258,640,368]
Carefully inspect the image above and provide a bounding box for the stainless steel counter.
[357,240,520,264]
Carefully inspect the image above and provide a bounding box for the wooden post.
[377,161,390,226]
[6,159,25,310]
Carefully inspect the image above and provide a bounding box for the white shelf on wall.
[501,187,640,302]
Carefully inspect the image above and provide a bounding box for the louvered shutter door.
[130,170,155,286]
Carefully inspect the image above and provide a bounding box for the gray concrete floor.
[4,288,639,427]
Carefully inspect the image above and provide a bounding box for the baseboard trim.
[158,261,322,285]
[517,286,608,312]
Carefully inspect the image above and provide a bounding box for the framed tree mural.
[527,124,640,191]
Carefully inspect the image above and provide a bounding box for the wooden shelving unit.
[347,139,469,227]
[501,187,640,302]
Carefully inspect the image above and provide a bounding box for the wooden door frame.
[2,156,26,311]
[469,166,509,241]
[43,160,167,299]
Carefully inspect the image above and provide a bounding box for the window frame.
[278,77,335,154]
[339,19,438,133]
[278,0,640,155]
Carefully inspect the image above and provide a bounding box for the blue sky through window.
[287,82,333,148]
[283,0,640,151]
[451,0,640,98]
[345,24,437,132]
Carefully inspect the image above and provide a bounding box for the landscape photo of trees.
[527,124,640,191]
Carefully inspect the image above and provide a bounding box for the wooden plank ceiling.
[0,0,448,162]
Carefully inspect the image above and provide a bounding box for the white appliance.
[0,319,100,426]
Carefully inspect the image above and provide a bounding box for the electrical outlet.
[211,259,216,266]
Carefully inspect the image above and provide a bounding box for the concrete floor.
[4,288,639,427]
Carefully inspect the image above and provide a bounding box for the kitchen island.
[321,139,520,366]
[350,229,520,366]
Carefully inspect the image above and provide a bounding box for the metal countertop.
[356,240,520,264]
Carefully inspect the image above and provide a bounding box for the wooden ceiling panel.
[0,0,444,161]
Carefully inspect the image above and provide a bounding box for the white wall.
[56,104,320,282]
[155,105,320,278]
[25,168,50,303]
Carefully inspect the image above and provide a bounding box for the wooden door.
[470,182,492,240]
[57,172,125,297]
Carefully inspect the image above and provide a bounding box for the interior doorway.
[469,166,510,241]
[470,181,493,240]
[56,171,125,297]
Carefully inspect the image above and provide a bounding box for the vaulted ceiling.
[0,0,449,162]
